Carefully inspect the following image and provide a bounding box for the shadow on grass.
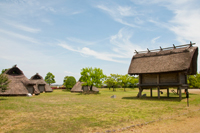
[122,96,187,102]
[62,89,71,92]
[77,92,101,95]
[188,93,198,95]
[0,98,7,101]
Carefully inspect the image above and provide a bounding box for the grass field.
[0,88,200,133]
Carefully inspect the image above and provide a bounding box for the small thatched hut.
[0,65,40,96]
[30,73,53,93]
[128,42,198,100]
[71,81,99,93]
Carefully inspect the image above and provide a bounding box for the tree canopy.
[118,74,130,91]
[129,76,139,88]
[63,76,76,90]
[104,74,139,91]
[80,67,105,91]
[104,76,114,90]
[188,73,200,88]
[0,74,10,92]
[45,72,55,85]
[63,76,69,84]
[1,69,8,74]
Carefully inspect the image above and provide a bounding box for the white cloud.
[67,37,96,45]
[0,29,39,44]
[137,0,200,44]
[58,43,126,63]
[110,28,143,57]
[59,28,144,63]
[6,22,41,33]
[71,11,84,15]
[117,6,136,16]
[96,4,139,28]
[151,36,160,44]
[40,6,56,13]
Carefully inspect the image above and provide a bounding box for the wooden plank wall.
[141,72,186,84]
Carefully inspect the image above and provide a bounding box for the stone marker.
[141,94,146,97]
[111,95,116,98]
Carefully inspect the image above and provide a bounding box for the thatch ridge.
[128,46,198,75]
[71,81,99,93]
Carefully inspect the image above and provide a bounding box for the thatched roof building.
[30,73,53,93]
[128,44,198,75]
[0,65,40,96]
[128,42,198,100]
[71,81,99,93]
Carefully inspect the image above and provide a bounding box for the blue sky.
[0,0,200,84]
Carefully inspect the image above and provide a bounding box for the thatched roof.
[71,81,99,92]
[30,73,53,92]
[0,65,40,96]
[128,44,198,75]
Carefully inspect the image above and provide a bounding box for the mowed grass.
[0,88,200,133]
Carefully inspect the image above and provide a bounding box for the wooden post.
[167,88,169,97]
[157,74,160,99]
[150,88,152,97]
[157,74,160,84]
[139,74,142,84]
[186,89,188,98]
[179,87,182,100]
[138,87,142,98]
[158,86,160,99]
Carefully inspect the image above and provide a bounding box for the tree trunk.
[90,85,93,91]
[124,87,126,91]
[109,87,110,90]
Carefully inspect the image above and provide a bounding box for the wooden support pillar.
[177,88,179,94]
[185,89,187,93]
[167,88,169,97]
[179,87,182,100]
[158,86,160,99]
[138,87,143,98]
[150,88,152,97]
[185,89,188,98]
[157,74,160,99]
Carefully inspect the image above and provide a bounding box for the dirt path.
[121,109,200,133]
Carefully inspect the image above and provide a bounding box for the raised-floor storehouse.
[128,42,198,100]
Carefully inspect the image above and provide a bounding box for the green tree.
[1,69,8,74]
[129,76,139,88]
[110,74,120,91]
[80,67,106,91]
[188,73,200,88]
[0,74,10,92]
[119,74,130,91]
[63,76,69,84]
[104,76,114,90]
[45,72,55,85]
[63,76,76,90]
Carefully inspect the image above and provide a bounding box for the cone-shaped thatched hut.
[30,73,53,93]
[0,65,40,96]
[71,81,99,93]
[128,42,198,100]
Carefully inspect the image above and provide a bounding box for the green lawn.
[0,88,200,133]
